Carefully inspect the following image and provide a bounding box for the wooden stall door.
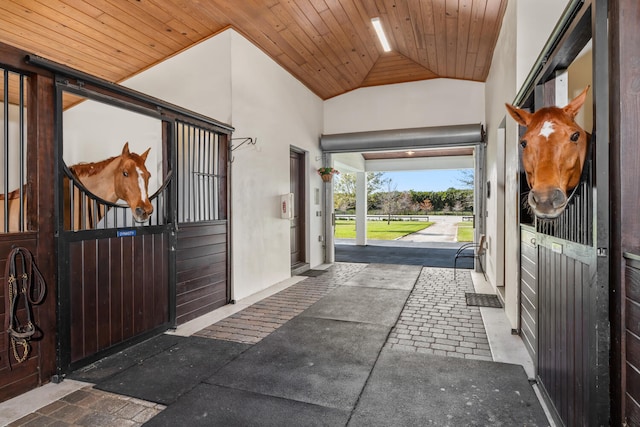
[64,234,169,367]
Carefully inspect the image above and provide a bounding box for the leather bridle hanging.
[4,247,46,368]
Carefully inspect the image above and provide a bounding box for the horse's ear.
[505,103,532,127]
[140,147,151,162]
[563,85,590,118]
[122,142,131,156]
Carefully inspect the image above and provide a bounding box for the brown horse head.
[505,86,590,219]
[114,142,153,223]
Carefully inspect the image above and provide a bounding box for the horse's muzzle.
[528,188,566,219]
[133,205,154,223]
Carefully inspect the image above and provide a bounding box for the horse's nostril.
[135,207,145,217]
[530,192,539,205]
[551,189,566,208]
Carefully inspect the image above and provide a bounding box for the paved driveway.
[397,215,465,243]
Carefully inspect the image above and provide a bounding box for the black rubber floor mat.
[207,316,390,412]
[465,292,502,308]
[335,244,473,268]
[350,349,549,426]
[94,336,250,405]
[298,269,326,277]
[68,334,183,383]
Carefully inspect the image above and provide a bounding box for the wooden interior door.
[289,149,305,267]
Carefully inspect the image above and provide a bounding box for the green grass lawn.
[456,221,474,242]
[335,220,433,240]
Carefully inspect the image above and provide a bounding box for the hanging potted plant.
[317,167,339,182]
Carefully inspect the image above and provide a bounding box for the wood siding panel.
[612,0,640,420]
[536,242,593,427]
[67,234,169,364]
[176,222,228,325]
[625,256,640,423]
[520,227,537,363]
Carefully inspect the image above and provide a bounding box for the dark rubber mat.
[298,269,327,277]
[68,334,183,383]
[94,336,250,404]
[144,383,350,427]
[350,349,549,427]
[207,316,390,411]
[336,244,473,268]
[300,286,410,326]
[465,292,503,308]
[343,263,422,290]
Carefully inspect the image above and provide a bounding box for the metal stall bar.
[18,73,25,231]
[3,69,8,232]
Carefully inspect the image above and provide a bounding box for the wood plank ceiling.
[0,0,507,100]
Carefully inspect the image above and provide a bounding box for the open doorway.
[332,161,479,269]
[320,124,486,269]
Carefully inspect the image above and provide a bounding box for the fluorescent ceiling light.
[371,17,391,52]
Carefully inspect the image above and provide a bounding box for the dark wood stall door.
[55,81,174,373]
[66,235,169,366]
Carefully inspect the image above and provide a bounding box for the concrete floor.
[1,263,550,426]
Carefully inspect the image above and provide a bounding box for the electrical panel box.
[281,193,294,219]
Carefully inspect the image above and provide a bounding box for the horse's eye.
[570,131,580,142]
[123,171,129,177]
[520,140,527,148]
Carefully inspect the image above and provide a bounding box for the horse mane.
[0,184,28,200]
[69,155,119,177]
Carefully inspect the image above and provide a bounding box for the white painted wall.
[128,29,324,301]
[334,153,366,173]
[324,79,485,134]
[228,31,324,300]
[62,100,163,191]
[122,31,233,125]
[485,0,571,328]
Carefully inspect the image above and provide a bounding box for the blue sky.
[381,169,473,192]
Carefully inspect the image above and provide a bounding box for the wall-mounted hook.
[230,137,257,162]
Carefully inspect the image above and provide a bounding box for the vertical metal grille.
[534,154,594,246]
[176,120,222,223]
[1,67,28,232]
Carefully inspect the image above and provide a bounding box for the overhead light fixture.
[371,17,391,52]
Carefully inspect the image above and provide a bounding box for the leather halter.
[4,247,46,367]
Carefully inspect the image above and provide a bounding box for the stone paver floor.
[385,267,491,360]
[194,263,366,344]
[7,386,164,427]
[4,262,491,426]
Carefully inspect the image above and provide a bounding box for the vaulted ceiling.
[0,0,507,100]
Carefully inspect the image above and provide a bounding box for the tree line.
[334,172,473,217]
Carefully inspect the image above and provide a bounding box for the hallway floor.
[1,263,550,426]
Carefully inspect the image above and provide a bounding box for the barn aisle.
[1,263,549,426]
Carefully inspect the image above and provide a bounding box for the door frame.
[289,146,307,268]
